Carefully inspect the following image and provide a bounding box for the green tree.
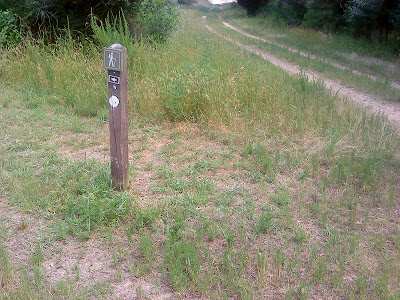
[392,1,400,28]
[2,0,135,36]
[303,0,348,33]
[0,9,22,47]
[376,0,398,42]
[346,0,398,41]
[346,0,382,40]
[391,1,400,50]
[237,0,265,15]
[264,0,306,26]
[135,0,180,42]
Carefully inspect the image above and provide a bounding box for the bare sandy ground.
[220,16,400,91]
[204,16,400,133]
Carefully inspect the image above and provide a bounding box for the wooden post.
[103,44,129,191]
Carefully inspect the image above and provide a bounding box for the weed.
[356,274,369,297]
[136,284,144,297]
[273,247,285,277]
[313,257,328,284]
[271,192,290,207]
[0,241,11,286]
[31,243,44,267]
[286,282,307,300]
[131,206,160,233]
[138,234,158,274]
[243,143,278,182]
[220,248,252,297]
[0,3,399,298]
[163,239,201,292]
[257,213,274,234]
[256,251,268,283]
[292,227,309,245]
[73,264,80,281]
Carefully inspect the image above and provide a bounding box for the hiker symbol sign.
[103,48,123,71]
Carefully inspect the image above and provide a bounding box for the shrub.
[264,0,306,26]
[303,0,342,33]
[135,0,180,42]
[163,66,210,121]
[0,10,22,47]
[178,0,196,5]
[237,0,264,15]
[257,213,274,233]
[345,0,382,40]
[3,0,135,37]
[391,1,400,51]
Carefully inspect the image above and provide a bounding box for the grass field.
[1,2,400,299]
[207,4,400,103]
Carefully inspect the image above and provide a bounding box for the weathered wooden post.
[103,44,129,191]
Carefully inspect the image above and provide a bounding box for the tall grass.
[0,38,104,116]
[0,7,398,188]
[1,9,398,176]
[1,5,400,298]
[222,3,400,62]
[0,10,396,142]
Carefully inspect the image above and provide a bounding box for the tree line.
[0,0,183,46]
[237,0,400,48]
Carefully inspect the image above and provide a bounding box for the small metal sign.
[109,95,120,108]
[108,75,120,85]
[103,48,123,71]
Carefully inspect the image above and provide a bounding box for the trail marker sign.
[108,75,120,85]
[103,44,129,191]
[103,48,123,71]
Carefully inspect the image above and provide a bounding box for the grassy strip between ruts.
[219,3,400,82]
[1,3,400,299]
[206,5,400,103]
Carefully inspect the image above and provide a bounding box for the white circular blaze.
[109,96,120,108]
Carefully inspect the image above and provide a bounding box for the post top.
[109,43,126,50]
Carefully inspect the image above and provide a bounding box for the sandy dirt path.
[203,16,400,134]
[220,17,400,91]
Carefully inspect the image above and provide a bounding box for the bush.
[163,64,211,122]
[345,0,382,40]
[392,1,400,29]
[3,0,135,37]
[303,0,343,33]
[237,0,264,15]
[391,1,400,51]
[177,0,196,5]
[135,0,180,42]
[264,0,306,26]
[0,10,22,47]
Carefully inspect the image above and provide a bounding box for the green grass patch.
[0,2,400,298]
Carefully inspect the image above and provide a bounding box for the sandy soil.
[0,194,176,299]
[220,17,400,91]
[1,13,399,299]
[205,17,400,133]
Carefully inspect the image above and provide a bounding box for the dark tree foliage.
[377,0,398,41]
[237,0,265,15]
[346,0,398,41]
[304,0,348,33]
[266,0,307,25]
[393,1,400,28]
[0,0,12,10]
[0,0,135,35]
[0,9,22,46]
[177,0,196,4]
[238,0,399,48]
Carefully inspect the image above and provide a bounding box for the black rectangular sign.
[108,75,120,85]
